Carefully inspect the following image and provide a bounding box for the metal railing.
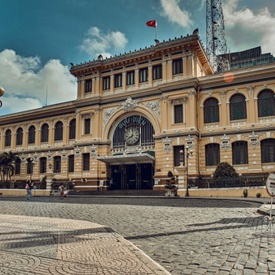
[189,174,268,189]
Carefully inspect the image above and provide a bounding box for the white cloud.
[223,0,275,54]
[79,27,128,58]
[0,49,77,115]
[160,0,192,28]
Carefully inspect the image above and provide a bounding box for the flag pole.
[155,19,157,40]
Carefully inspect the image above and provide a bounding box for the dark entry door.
[141,163,153,189]
[126,164,137,189]
[110,163,154,190]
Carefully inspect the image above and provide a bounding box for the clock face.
[124,128,140,145]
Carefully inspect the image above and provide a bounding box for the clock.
[124,127,140,145]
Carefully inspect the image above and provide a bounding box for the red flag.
[146,20,156,28]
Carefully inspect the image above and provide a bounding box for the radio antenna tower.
[206,0,229,72]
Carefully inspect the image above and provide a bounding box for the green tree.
[213,162,238,179]
[0,151,19,182]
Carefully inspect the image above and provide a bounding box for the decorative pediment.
[122,97,139,112]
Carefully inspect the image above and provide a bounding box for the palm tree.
[0,151,20,183]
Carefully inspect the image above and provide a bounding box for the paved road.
[0,196,273,274]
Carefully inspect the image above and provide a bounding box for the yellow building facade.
[0,33,275,195]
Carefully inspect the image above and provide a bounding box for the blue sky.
[0,0,275,115]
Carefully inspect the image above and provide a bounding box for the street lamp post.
[185,145,193,197]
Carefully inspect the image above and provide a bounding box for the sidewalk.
[0,214,170,275]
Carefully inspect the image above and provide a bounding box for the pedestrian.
[59,185,64,199]
[25,180,32,201]
[63,186,68,199]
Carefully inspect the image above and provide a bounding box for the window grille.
[205,143,220,166]
[85,79,92,93]
[83,153,90,171]
[28,125,35,144]
[261,139,275,163]
[230,94,247,120]
[69,119,76,139]
[232,141,248,164]
[103,76,110,90]
[54,121,63,141]
[204,98,219,123]
[172,58,183,75]
[126,71,135,85]
[68,155,74,172]
[174,104,183,123]
[40,157,47,173]
[53,156,61,173]
[5,129,11,147]
[139,68,148,83]
[115,74,122,88]
[41,123,49,142]
[16,127,23,145]
[258,89,275,117]
[153,65,162,80]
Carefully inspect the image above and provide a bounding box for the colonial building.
[1,32,275,196]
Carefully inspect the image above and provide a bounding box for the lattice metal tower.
[206,0,229,71]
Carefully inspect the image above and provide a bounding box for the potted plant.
[165,171,178,197]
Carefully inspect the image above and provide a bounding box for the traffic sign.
[266,172,275,197]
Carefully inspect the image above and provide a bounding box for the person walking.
[25,180,32,201]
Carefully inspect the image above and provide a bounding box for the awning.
[97,153,155,165]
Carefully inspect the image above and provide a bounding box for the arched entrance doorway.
[98,115,155,190]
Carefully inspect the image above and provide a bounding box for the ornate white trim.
[143,100,160,117]
[221,134,230,150]
[121,97,139,112]
[163,137,172,153]
[249,131,259,148]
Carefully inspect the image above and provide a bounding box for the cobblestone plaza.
[0,196,274,274]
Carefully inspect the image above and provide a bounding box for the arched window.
[261,139,275,163]
[41,123,49,142]
[53,156,61,173]
[205,143,220,166]
[113,115,155,149]
[5,129,11,147]
[69,119,76,139]
[258,89,275,117]
[15,158,21,174]
[28,125,35,144]
[40,157,47,173]
[204,97,219,123]
[232,141,248,164]
[68,155,74,172]
[54,121,63,141]
[230,94,247,120]
[16,127,23,145]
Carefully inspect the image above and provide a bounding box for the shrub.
[213,162,238,179]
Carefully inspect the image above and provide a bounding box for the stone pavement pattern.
[0,214,169,275]
[0,197,275,274]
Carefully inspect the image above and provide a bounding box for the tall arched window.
[204,97,219,123]
[28,125,35,144]
[5,129,11,147]
[258,89,275,117]
[40,157,47,173]
[232,141,248,164]
[261,139,275,163]
[69,119,76,139]
[230,94,247,120]
[53,156,61,173]
[41,123,49,142]
[16,127,23,145]
[15,158,21,174]
[54,121,63,141]
[205,143,220,166]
